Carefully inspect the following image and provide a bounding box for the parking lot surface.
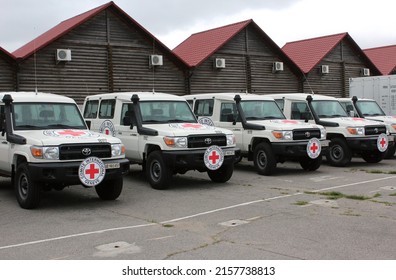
[0,158,396,260]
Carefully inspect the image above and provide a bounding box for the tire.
[299,156,322,171]
[361,151,384,163]
[253,142,277,175]
[326,138,352,167]
[207,164,234,183]
[146,151,172,190]
[384,144,396,159]
[95,177,123,200]
[14,163,41,209]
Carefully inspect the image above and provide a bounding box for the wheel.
[95,177,123,200]
[14,163,41,209]
[207,164,234,183]
[253,142,277,175]
[361,151,384,163]
[326,138,352,167]
[299,156,322,171]
[384,143,396,159]
[146,151,172,190]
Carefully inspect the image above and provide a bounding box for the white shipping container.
[349,75,396,115]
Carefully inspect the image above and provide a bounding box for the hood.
[247,119,323,130]
[143,123,232,136]
[319,117,385,127]
[17,129,121,146]
[366,115,396,124]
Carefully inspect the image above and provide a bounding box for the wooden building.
[173,19,303,95]
[0,47,16,91]
[12,1,188,104]
[364,44,396,75]
[282,33,381,97]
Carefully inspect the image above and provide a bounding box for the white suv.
[185,93,328,175]
[83,92,239,189]
[269,93,390,166]
[0,92,129,209]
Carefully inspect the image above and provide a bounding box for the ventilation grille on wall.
[149,54,163,66]
[215,58,226,68]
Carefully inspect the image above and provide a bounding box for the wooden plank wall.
[0,55,16,91]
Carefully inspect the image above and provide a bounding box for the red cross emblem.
[85,163,100,179]
[181,123,203,129]
[209,150,220,164]
[282,120,299,124]
[352,118,365,121]
[379,137,386,148]
[58,130,86,136]
[310,142,319,154]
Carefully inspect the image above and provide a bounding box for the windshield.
[356,100,385,116]
[13,102,87,130]
[311,100,348,118]
[240,100,285,120]
[139,101,197,124]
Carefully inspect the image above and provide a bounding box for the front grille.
[293,128,321,140]
[188,135,227,148]
[365,125,386,136]
[59,143,111,160]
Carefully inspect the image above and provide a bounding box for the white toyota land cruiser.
[82,92,239,189]
[185,93,328,175]
[338,96,396,158]
[269,93,390,166]
[0,92,129,209]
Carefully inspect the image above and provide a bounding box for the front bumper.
[27,158,130,186]
[161,147,240,172]
[346,136,390,152]
[271,140,329,158]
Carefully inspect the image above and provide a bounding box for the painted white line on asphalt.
[1,175,395,251]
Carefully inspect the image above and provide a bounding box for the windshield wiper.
[167,119,192,123]
[46,124,77,129]
[15,125,41,129]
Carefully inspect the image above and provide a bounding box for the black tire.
[299,156,322,171]
[146,151,172,190]
[326,138,352,167]
[14,163,41,209]
[361,151,384,163]
[253,142,277,175]
[95,177,123,200]
[207,164,234,183]
[384,144,396,159]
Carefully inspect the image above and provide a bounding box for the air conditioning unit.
[149,54,163,66]
[321,65,329,74]
[56,49,71,62]
[215,58,226,69]
[362,68,370,76]
[273,61,284,72]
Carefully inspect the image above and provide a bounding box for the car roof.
[186,92,275,102]
[0,91,75,103]
[267,93,338,101]
[84,91,187,102]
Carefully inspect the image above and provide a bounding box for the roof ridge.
[364,44,396,51]
[284,32,348,46]
[191,19,252,36]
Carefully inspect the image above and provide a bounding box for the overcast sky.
[1,0,395,53]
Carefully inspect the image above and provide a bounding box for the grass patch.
[162,224,174,228]
[389,193,396,196]
[363,169,396,175]
[304,191,373,200]
[370,200,396,206]
[294,201,309,206]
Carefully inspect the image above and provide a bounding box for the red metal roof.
[12,1,174,61]
[173,19,252,67]
[13,2,112,59]
[364,45,396,75]
[282,33,348,73]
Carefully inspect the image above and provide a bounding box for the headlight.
[347,126,365,135]
[272,130,293,140]
[226,134,236,146]
[320,128,326,139]
[111,143,125,157]
[390,124,396,132]
[31,146,59,160]
[163,136,188,148]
